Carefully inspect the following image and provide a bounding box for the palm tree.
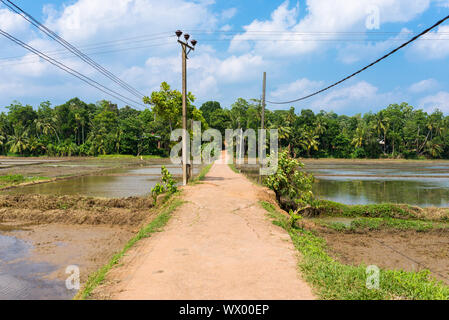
[301,129,320,157]
[7,127,29,155]
[351,126,366,148]
[34,117,60,143]
[372,112,389,154]
[425,140,443,158]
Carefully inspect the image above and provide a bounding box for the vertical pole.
[182,44,188,186]
[261,72,266,131]
[259,72,266,183]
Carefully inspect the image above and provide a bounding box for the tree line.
[1,81,448,159]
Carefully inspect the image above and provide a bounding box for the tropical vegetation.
[2,81,449,159]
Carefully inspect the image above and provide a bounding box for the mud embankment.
[0,195,154,226]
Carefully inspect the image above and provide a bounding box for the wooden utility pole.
[176,30,197,185]
[259,72,266,183]
[181,43,188,186]
[261,72,266,130]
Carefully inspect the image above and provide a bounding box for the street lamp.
[176,30,197,185]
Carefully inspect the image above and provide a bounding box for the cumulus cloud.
[409,79,439,93]
[419,91,449,113]
[270,78,324,99]
[229,0,431,57]
[412,25,449,59]
[45,0,218,42]
[270,80,399,114]
[0,8,29,33]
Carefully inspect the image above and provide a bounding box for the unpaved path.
[103,158,315,300]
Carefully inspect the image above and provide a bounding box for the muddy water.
[306,161,449,207]
[238,161,449,207]
[0,233,73,300]
[0,223,133,300]
[2,164,200,198]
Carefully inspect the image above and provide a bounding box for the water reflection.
[313,178,449,207]
[237,161,449,208]
[2,164,200,198]
[0,234,73,300]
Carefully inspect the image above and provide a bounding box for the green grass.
[96,154,165,159]
[315,200,418,219]
[228,163,241,174]
[321,217,449,233]
[75,194,184,300]
[0,174,50,188]
[191,164,213,183]
[260,201,449,300]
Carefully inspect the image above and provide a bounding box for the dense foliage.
[2,81,448,159]
[0,82,205,157]
[264,150,314,207]
[200,99,449,159]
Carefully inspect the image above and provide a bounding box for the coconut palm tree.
[7,127,29,155]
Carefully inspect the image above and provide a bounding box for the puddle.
[0,234,74,300]
[0,224,134,300]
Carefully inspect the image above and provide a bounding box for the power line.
[1,0,145,99]
[0,42,175,67]
[266,14,449,105]
[0,28,145,108]
[0,34,173,62]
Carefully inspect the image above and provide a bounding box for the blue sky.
[0,0,448,115]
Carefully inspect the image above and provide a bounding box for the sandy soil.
[92,157,315,300]
[319,228,449,284]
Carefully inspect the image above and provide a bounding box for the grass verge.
[74,193,184,300]
[97,154,165,160]
[191,164,213,183]
[260,200,449,300]
[228,163,240,174]
[0,174,49,188]
[321,217,449,233]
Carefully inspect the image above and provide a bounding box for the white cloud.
[221,8,237,20]
[270,78,324,99]
[229,0,431,57]
[409,79,439,93]
[310,81,382,112]
[45,0,218,42]
[0,8,29,33]
[419,91,449,113]
[412,25,449,59]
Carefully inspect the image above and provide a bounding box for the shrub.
[151,166,177,204]
[264,150,314,209]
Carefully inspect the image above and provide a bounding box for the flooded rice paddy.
[0,158,196,300]
[238,160,449,208]
[2,157,449,299]
[2,164,200,198]
[304,161,449,207]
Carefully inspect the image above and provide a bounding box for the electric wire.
[266,14,449,105]
[0,28,146,108]
[2,0,145,99]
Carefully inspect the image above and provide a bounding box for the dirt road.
[101,158,315,300]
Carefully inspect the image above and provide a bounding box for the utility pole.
[261,72,266,131]
[176,30,197,185]
[259,72,266,184]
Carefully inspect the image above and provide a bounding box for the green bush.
[264,150,314,209]
[151,166,177,204]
